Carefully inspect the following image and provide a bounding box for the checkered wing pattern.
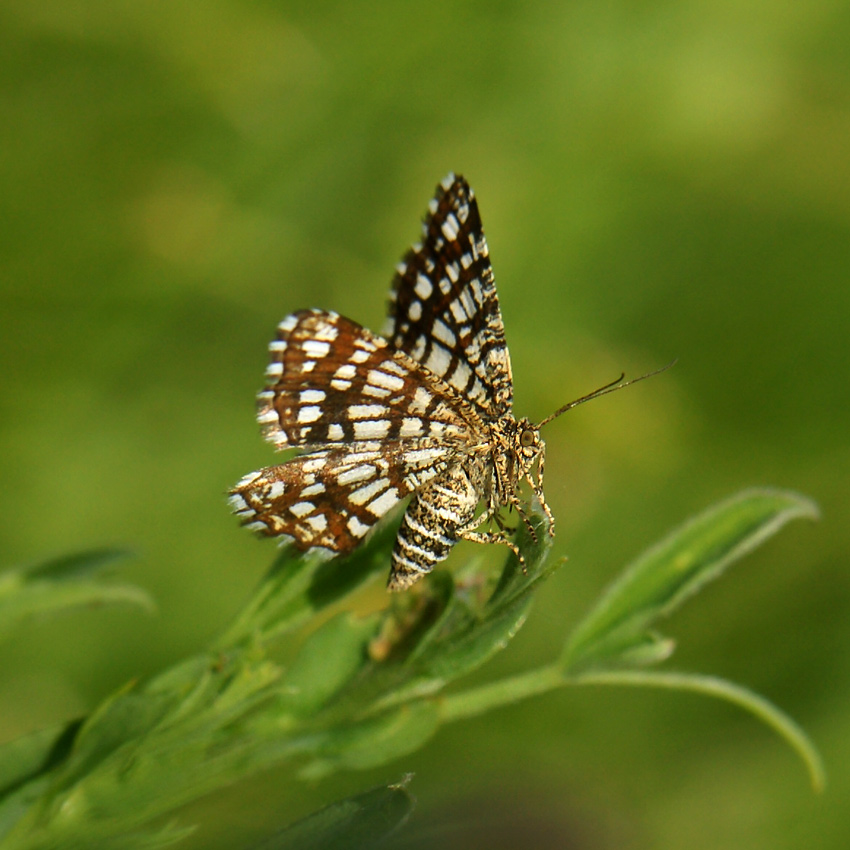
[258,310,478,450]
[386,174,513,418]
[230,308,486,554]
[232,175,551,589]
[230,441,457,555]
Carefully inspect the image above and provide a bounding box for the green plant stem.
[438,665,563,722]
[571,669,826,792]
[438,664,825,792]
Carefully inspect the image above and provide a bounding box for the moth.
[230,175,664,589]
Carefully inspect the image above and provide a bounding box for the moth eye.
[520,428,535,448]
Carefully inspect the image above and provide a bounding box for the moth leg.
[528,444,555,536]
[492,508,517,535]
[457,527,525,572]
[505,493,539,545]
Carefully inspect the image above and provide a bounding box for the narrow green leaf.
[51,681,189,793]
[57,821,198,850]
[299,703,440,779]
[255,775,414,850]
[0,722,82,842]
[485,498,555,610]
[418,504,557,682]
[0,583,154,642]
[416,591,534,683]
[0,550,152,641]
[215,524,395,648]
[368,503,559,715]
[277,613,378,717]
[562,489,819,671]
[12,549,132,582]
[402,571,461,665]
[0,723,80,801]
[424,501,555,670]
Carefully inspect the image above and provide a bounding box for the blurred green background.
[1,1,847,847]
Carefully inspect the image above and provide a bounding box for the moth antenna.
[537,359,677,428]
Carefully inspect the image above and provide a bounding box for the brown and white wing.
[257,309,477,450]
[229,440,457,555]
[385,174,514,419]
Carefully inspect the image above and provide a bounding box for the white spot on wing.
[297,405,322,424]
[228,494,252,514]
[337,464,376,485]
[349,404,387,419]
[404,447,448,467]
[366,488,400,517]
[432,320,456,348]
[400,417,423,437]
[447,359,473,391]
[303,339,331,358]
[300,389,326,403]
[267,481,286,499]
[305,514,328,533]
[449,297,469,323]
[334,363,357,379]
[362,384,391,398]
[424,346,452,379]
[313,324,339,342]
[354,420,391,440]
[410,386,432,413]
[460,289,477,318]
[415,274,433,299]
[303,455,328,473]
[367,370,405,392]
[347,515,371,538]
[289,501,314,518]
[349,477,391,505]
[382,360,407,376]
[441,212,459,241]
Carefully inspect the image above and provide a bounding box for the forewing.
[386,174,513,418]
[229,441,457,554]
[258,309,478,450]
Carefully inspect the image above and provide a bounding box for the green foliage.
[0,550,153,643]
[251,776,414,850]
[0,489,822,847]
